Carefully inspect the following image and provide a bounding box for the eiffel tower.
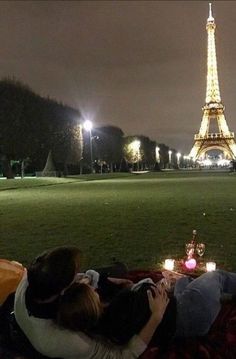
[189,3,236,161]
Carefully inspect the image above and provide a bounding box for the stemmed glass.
[185,243,195,257]
[196,243,205,257]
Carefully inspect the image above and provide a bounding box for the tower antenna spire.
[208,3,214,22]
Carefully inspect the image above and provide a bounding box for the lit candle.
[206,262,216,272]
[185,258,197,270]
[164,259,175,271]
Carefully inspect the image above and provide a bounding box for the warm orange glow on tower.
[189,3,236,160]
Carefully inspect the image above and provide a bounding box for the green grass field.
[0,171,236,271]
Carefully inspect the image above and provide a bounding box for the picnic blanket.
[0,269,236,359]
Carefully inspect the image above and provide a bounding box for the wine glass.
[185,243,195,257]
[196,243,205,257]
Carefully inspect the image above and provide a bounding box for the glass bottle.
[191,229,197,247]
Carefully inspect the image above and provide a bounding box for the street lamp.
[177,152,181,167]
[83,120,93,173]
[156,146,160,163]
[168,150,172,167]
[131,140,141,171]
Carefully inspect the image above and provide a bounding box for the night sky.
[1,0,236,154]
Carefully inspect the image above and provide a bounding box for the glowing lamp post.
[156,146,160,163]
[131,140,141,171]
[177,152,181,168]
[168,150,172,167]
[83,120,93,173]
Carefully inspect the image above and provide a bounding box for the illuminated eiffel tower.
[189,3,236,161]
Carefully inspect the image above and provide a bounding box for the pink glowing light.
[185,258,197,270]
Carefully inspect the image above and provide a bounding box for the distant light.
[156,146,160,162]
[83,120,93,132]
[218,159,230,166]
[131,140,141,152]
[176,153,181,165]
[202,159,212,166]
[168,150,172,155]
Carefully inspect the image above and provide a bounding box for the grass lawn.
[0,170,236,271]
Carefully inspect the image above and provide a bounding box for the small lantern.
[164,259,175,271]
[206,262,216,272]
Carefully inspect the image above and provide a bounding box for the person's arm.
[99,283,169,358]
[138,283,169,345]
[107,277,134,288]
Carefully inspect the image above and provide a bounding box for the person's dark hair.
[57,283,103,333]
[27,246,82,301]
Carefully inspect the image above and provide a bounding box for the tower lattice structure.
[189,3,236,161]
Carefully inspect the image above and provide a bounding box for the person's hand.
[74,274,91,285]
[78,277,91,285]
[147,282,169,323]
[107,277,134,288]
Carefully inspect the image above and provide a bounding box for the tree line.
[0,79,177,178]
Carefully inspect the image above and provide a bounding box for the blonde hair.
[57,283,103,333]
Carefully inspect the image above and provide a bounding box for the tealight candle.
[185,258,197,270]
[164,259,175,271]
[206,262,216,272]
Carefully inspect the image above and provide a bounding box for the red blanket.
[127,270,236,359]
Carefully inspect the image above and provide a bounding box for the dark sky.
[1,1,236,154]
